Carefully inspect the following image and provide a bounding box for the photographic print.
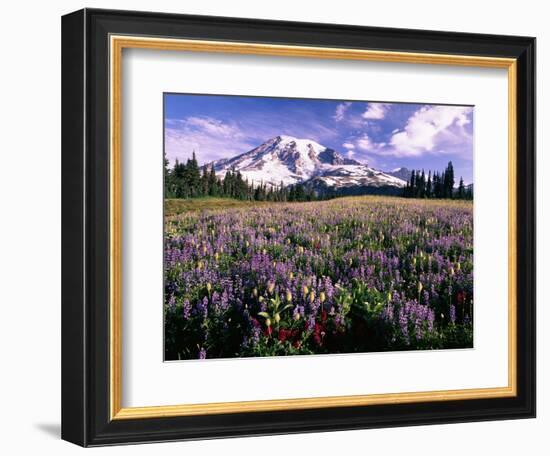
[163,94,474,361]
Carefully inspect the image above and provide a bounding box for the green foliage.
[403,161,472,200]
[165,152,323,203]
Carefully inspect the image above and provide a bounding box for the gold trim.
[109,35,518,420]
[114,386,514,420]
[507,62,518,396]
[112,36,515,68]
[110,37,123,419]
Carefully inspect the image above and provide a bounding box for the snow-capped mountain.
[211,135,407,191]
[385,167,412,182]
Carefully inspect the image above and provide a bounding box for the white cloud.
[342,142,355,150]
[184,116,240,137]
[362,103,389,120]
[165,116,254,166]
[388,105,472,157]
[333,102,352,122]
[356,134,373,151]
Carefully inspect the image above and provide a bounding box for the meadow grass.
[165,197,272,216]
[165,195,472,217]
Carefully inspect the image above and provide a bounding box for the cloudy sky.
[164,93,474,183]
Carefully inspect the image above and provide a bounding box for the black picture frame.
[62,8,536,447]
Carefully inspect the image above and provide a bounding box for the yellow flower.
[309,291,316,303]
[294,312,301,321]
[319,291,326,303]
[206,282,212,293]
[267,282,275,294]
[302,285,309,296]
[417,282,423,293]
[253,288,258,297]
[274,313,281,324]
[285,290,292,303]
[265,318,271,327]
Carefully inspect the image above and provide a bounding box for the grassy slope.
[164,197,271,215]
[165,196,472,216]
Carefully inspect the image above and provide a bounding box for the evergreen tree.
[208,165,218,196]
[426,170,432,198]
[458,177,465,199]
[433,171,441,198]
[201,166,209,195]
[401,161,466,201]
[418,170,426,198]
[165,150,323,203]
[443,161,455,199]
[164,150,174,198]
[185,151,201,197]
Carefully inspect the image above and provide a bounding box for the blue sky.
[164,93,474,183]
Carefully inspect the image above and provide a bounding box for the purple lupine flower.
[182,299,191,319]
[167,294,176,310]
[450,304,456,324]
[398,307,409,345]
[164,194,473,359]
[195,296,209,319]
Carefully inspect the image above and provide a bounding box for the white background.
[0,0,546,454]
[123,50,509,407]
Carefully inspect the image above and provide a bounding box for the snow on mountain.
[211,135,407,190]
[309,166,408,189]
[385,167,412,182]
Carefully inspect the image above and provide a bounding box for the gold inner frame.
[109,35,518,420]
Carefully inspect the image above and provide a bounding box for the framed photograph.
[62,8,536,447]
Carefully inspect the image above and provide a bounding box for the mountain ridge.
[210,135,407,192]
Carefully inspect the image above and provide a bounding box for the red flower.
[278,328,290,342]
[457,291,465,306]
[313,322,326,346]
[279,328,301,343]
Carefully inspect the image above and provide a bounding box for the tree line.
[402,161,472,200]
[164,151,320,202]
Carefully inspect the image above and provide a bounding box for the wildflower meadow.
[164,196,473,360]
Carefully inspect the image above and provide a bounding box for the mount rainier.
[210,135,407,193]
